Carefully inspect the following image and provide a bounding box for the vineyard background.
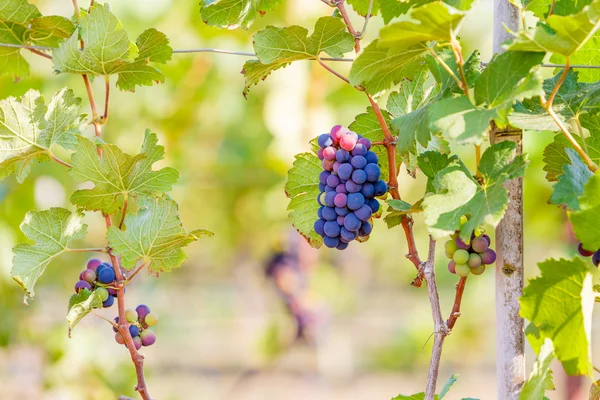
[0,0,597,399]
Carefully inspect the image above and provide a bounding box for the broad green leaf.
[135,28,173,64]
[379,0,474,24]
[439,374,459,399]
[418,151,463,192]
[0,88,85,183]
[379,2,467,49]
[349,41,428,94]
[12,208,87,300]
[519,339,556,400]
[570,172,600,250]
[285,152,323,248]
[347,0,380,16]
[509,0,592,19]
[107,197,212,272]
[387,69,432,116]
[550,149,593,210]
[520,257,594,376]
[506,0,600,56]
[199,0,283,29]
[550,34,600,83]
[69,130,178,214]
[29,16,75,47]
[384,199,424,228]
[67,288,102,335]
[423,141,528,240]
[242,17,355,96]
[426,49,482,96]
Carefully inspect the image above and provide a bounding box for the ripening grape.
[444,221,496,277]
[453,249,470,265]
[129,325,140,337]
[75,280,91,293]
[81,269,96,283]
[444,240,458,257]
[103,295,115,308]
[144,312,158,327]
[471,265,486,275]
[115,332,125,345]
[468,253,482,268]
[448,260,457,274]
[471,237,489,253]
[95,287,109,302]
[133,335,143,350]
[480,249,497,264]
[578,242,594,257]
[87,258,103,272]
[98,266,116,284]
[136,305,151,320]
[593,250,600,267]
[315,126,387,249]
[125,309,138,323]
[455,263,471,277]
[455,237,470,250]
[140,330,157,346]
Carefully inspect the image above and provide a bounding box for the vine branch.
[446,276,467,330]
[333,0,361,53]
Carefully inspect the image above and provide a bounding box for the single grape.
[324,236,340,248]
[318,183,326,192]
[593,250,600,267]
[95,287,109,302]
[140,330,157,347]
[352,169,367,184]
[87,258,103,272]
[335,207,349,216]
[364,163,381,182]
[480,249,497,264]
[359,221,373,236]
[317,148,324,160]
[448,260,457,274]
[455,263,471,277]
[136,305,151,320]
[347,193,365,211]
[326,174,340,188]
[374,180,387,196]
[107,288,118,296]
[324,191,336,207]
[345,180,362,193]
[365,151,378,164]
[323,146,336,160]
[75,280,91,293]
[352,143,368,156]
[318,133,333,148]
[357,137,371,150]
[322,159,334,171]
[367,198,380,213]
[471,265,486,276]
[317,192,326,207]
[324,185,335,193]
[144,312,158,327]
[133,335,143,350]
[337,216,345,226]
[453,249,470,265]
[317,206,324,219]
[350,155,367,169]
[330,125,349,143]
[96,263,109,275]
[129,325,140,337]
[115,332,125,345]
[578,242,594,257]
[336,149,350,162]
[336,183,347,194]
[455,237,470,250]
[103,295,115,308]
[322,206,337,221]
[481,234,491,246]
[334,193,348,208]
[318,171,330,185]
[98,267,116,284]
[444,240,458,256]
[340,132,358,151]
[344,213,362,232]
[81,269,96,283]
[472,237,489,253]
[360,183,375,198]
[468,253,482,268]
[338,163,354,181]
[125,309,138,323]
[336,241,349,250]
[332,161,341,174]
[354,205,373,222]
[340,227,357,242]
[113,317,120,332]
[324,221,341,237]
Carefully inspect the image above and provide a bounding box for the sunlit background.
[0,1,597,399]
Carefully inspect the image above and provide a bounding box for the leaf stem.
[358,0,374,39]
[92,311,118,327]
[119,195,128,230]
[66,247,108,253]
[446,276,467,330]
[72,0,81,20]
[427,47,464,95]
[49,153,72,168]
[474,145,481,178]
[103,76,110,123]
[334,0,361,53]
[316,57,351,84]
[574,115,589,153]
[125,262,147,285]
[28,48,52,59]
[546,58,569,109]
[549,0,556,16]
[450,39,470,98]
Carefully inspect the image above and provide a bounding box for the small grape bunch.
[74,258,120,308]
[577,242,600,267]
[445,230,497,277]
[113,304,158,350]
[314,125,388,249]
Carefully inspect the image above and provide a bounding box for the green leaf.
[506,0,600,57]
[349,41,428,95]
[107,197,212,272]
[69,130,178,214]
[0,0,40,79]
[392,393,438,400]
[423,141,528,240]
[519,339,556,400]
[379,2,467,49]
[199,0,283,29]
[285,152,323,248]
[29,16,75,47]
[439,374,459,399]
[242,17,355,96]
[570,172,600,250]
[11,208,87,300]
[418,151,462,193]
[387,69,432,116]
[520,257,594,376]
[550,34,600,83]
[550,149,593,210]
[135,28,173,64]
[379,0,474,24]
[0,88,85,183]
[347,0,380,16]
[67,288,102,335]
[384,199,423,228]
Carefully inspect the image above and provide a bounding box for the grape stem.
[73,3,152,397]
[66,247,108,253]
[333,0,361,53]
[446,276,467,330]
[125,262,147,285]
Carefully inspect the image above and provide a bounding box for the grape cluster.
[314,125,387,249]
[74,258,122,308]
[577,242,600,266]
[113,304,158,349]
[445,231,496,277]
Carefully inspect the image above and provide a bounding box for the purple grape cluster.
[113,304,158,349]
[445,231,496,277]
[577,242,600,267]
[74,259,122,308]
[314,125,387,249]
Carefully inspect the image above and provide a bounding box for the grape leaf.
[519,339,555,400]
[346,0,380,16]
[11,208,87,301]
[135,28,173,64]
[423,141,528,240]
[285,152,323,248]
[28,16,75,47]
[384,199,423,229]
[570,172,600,250]
[0,88,85,183]
[199,0,283,29]
[439,374,459,399]
[430,52,544,144]
[550,149,593,210]
[379,0,474,24]
[242,17,355,96]
[520,257,594,376]
[379,2,467,49]
[506,0,600,56]
[392,394,437,400]
[418,151,464,193]
[69,130,179,214]
[550,34,600,83]
[67,288,102,335]
[387,69,432,116]
[107,197,213,272]
[509,0,592,19]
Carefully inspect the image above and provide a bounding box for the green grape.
[125,309,138,323]
[444,240,458,257]
[145,312,158,326]
[94,287,109,302]
[468,253,482,268]
[455,263,470,277]
[453,249,470,265]
[471,265,486,275]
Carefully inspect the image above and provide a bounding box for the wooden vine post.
[491,1,526,398]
